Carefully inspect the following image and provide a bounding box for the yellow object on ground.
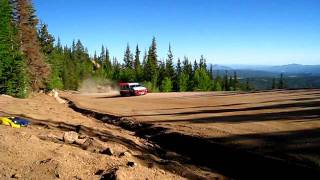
[0,117,21,128]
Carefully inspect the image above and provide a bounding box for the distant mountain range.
[210,64,320,90]
[211,64,320,77]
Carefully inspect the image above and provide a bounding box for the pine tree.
[209,64,213,79]
[38,23,55,55]
[176,58,182,76]
[99,45,105,64]
[158,60,166,88]
[145,37,158,85]
[229,76,233,90]
[56,37,63,52]
[233,71,238,90]
[193,60,199,72]
[223,71,229,91]
[165,44,175,78]
[245,78,251,91]
[15,0,50,91]
[123,44,133,69]
[214,81,222,91]
[134,45,143,81]
[0,0,29,97]
[272,78,276,89]
[93,51,98,64]
[178,72,189,92]
[161,77,173,92]
[102,47,112,79]
[278,73,285,89]
[37,23,65,90]
[142,50,147,68]
[193,68,211,91]
[213,74,222,91]
[199,55,207,69]
[112,57,121,80]
[182,57,193,90]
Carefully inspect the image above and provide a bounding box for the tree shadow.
[149,108,320,124]
[136,100,320,118]
[150,128,320,179]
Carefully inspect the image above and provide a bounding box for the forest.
[0,0,286,98]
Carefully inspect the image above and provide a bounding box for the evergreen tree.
[165,44,175,78]
[278,73,285,89]
[213,74,223,91]
[199,55,207,69]
[38,23,55,55]
[233,71,238,90]
[182,56,193,90]
[158,60,166,88]
[105,47,110,64]
[145,37,158,85]
[46,48,64,90]
[112,57,121,80]
[244,78,253,91]
[229,76,233,90]
[209,64,213,79]
[161,77,173,92]
[93,51,98,64]
[142,50,147,69]
[0,0,29,97]
[15,0,50,91]
[178,72,189,92]
[56,37,63,52]
[61,46,78,90]
[37,23,64,90]
[176,58,182,76]
[272,78,276,89]
[123,44,133,69]
[99,45,105,64]
[223,71,229,91]
[102,47,112,79]
[134,45,143,81]
[214,81,222,91]
[193,68,212,91]
[193,60,199,72]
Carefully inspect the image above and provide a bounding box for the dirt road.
[63,89,320,179]
[0,94,222,180]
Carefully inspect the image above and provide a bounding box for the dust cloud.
[78,78,119,95]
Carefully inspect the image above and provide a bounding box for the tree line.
[1,0,252,98]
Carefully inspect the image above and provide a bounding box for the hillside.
[212,64,320,90]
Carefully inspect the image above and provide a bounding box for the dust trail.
[78,78,119,95]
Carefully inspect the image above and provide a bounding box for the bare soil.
[62,89,320,179]
[0,93,223,180]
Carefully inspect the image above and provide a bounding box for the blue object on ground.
[12,117,30,127]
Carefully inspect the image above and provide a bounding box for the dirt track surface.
[63,89,320,175]
[0,94,222,179]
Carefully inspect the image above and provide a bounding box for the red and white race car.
[119,83,148,96]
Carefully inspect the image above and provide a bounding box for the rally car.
[119,83,148,96]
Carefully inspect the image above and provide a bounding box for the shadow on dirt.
[150,108,320,124]
[64,100,320,179]
[134,100,320,117]
[150,129,320,180]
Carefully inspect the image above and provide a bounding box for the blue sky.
[33,0,320,65]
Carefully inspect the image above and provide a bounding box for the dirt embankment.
[0,93,223,180]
